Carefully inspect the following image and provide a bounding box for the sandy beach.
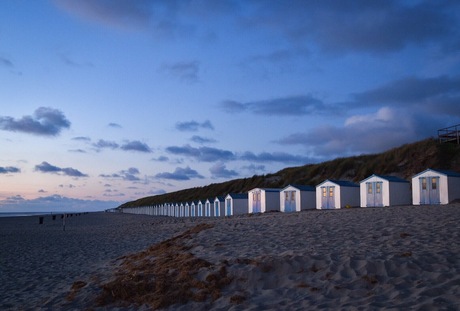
[1,205,459,310]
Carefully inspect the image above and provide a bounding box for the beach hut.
[280,184,316,212]
[316,180,360,209]
[197,200,204,217]
[205,199,212,217]
[248,188,281,213]
[184,202,190,217]
[412,169,460,205]
[190,201,196,217]
[224,193,248,216]
[360,175,411,207]
[175,203,180,217]
[213,196,225,217]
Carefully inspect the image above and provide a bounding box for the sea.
[0,212,73,218]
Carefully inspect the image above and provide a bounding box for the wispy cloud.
[93,139,119,150]
[176,120,214,132]
[239,151,312,164]
[190,135,217,144]
[34,161,88,177]
[161,61,200,83]
[100,167,141,181]
[0,166,20,174]
[220,95,328,116]
[166,145,235,162]
[155,166,204,181]
[108,122,122,128]
[0,56,13,68]
[0,107,71,136]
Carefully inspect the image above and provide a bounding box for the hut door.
[420,176,440,204]
[284,191,296,212]
[206,202,211,217]
[321,186,335,209]
[253,191,261,213]
[366,182,383,207]
[214,201,220,217]
[191,205,195,217]
[226,198,232,216]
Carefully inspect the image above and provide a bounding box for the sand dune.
[1,205,459,310]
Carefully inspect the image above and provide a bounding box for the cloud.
[120,140,152,153]
[151,156,169,162]
[161,61,200,83]
[93,139,120,150]
[0,56,14,68]
[0,166,20,174]
[0,107,71,136]
[245,1,458,54]
[277,106,444,157]
[354,75,460,105]
[100,167,141,181]
[155,166,204,180]
[239,151,312,164]
[34,161,88,177]
[59,53,94,68]
[166,145,235,162]
[108,122,122,128]
[176,120,214,132]
[0,194,120,213]
[220,95,327,116]
[54,0,152,30]
[190,135,217,144]
[72,136,91,142]
[209,163,238,179]
[353,75,460,116]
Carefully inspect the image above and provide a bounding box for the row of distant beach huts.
[121,169,460,217]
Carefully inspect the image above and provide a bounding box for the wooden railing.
[438,124,460,144]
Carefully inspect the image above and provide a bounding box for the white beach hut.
[360,175,411,207]
[280,184,316,212]
[184,202,190,217]
[316,180,360,209]
[224,193,248,216]
[190,201,196,217]
[205,199,212,217]
[412,169,460,205]
[248,188,281,213]
[175,203,180,217]
[213,196,225,217]
[197,200,204,217]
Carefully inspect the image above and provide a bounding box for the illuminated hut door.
[321,186,335,209]
[419,176,440,204]
[226,198,232,216]
[366,182,383,207]
[205,202,211,217]
[252,191,261,213]
[284,191,296,212]
[214,201,220,217]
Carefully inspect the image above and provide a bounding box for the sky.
[1,0,460,213]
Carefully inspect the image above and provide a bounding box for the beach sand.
[1,205,459,310]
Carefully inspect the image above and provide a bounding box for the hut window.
[329,187,334,197]
[291,191,295,200]
[285,192,289,200]
[322,187,326,197]
[367,183,373,194]
[376,183,381,193]
[421,178,427,190]
[432,178,437,190]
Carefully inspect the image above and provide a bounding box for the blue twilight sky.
[1,0,460,212]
